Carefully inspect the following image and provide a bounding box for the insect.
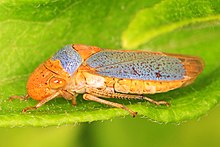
[10,44,204,117]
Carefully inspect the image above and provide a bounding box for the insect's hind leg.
[83,94,138,117]
[87,88,169,106]
[111,93,169,106]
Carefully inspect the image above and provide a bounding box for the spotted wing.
[85,50,187,81]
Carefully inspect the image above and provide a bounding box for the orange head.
[26,60,69,101]
[27,45,85,100]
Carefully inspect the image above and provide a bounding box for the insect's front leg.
[9,94,30,101]
[22,92,60,112]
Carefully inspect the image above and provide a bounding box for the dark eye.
[49,77,66,89]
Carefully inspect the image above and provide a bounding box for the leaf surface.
[0,0,219,127]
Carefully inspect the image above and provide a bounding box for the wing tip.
[181,56,204,86]
[164,53,204,86]
[183,56,204,77]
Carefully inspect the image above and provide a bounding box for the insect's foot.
[155,100,170,107]
[121,105,138,117]
[131,111,138,117]
[143,97,170,106]
[72,103,77,106]
[71,100,77,106]
[22,106,37,113]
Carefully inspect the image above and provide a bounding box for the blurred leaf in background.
[122,0,220,48]
[0,125,79,147]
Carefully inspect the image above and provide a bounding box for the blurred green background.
[0,0,220,146]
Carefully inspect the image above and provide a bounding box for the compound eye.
[49,77,66,89]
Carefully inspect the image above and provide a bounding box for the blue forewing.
[86,50,186,81]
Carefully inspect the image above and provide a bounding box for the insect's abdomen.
[114,78,184,94]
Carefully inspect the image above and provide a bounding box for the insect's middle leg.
[60,90,78,106]
[83,94,137,117]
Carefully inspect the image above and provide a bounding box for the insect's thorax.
[52,44,103,93]
[66,71,106,94]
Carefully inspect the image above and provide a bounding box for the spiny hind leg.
[87,88,169,106]
[83,94,137,117]
[22,92,60,113]
[110,93,169,106]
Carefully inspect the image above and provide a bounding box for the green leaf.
[0,0,219,127]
